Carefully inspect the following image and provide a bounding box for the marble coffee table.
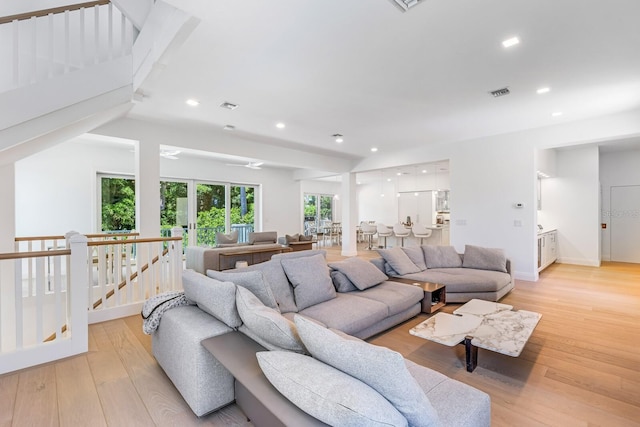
[410,299,541,372]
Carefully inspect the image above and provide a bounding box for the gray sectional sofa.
[372,244,514,303]
[152,250,491,425]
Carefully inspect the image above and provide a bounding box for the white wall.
[15,139,134,236]
[599,148,640,260]
[15,136,300,237]
[543,146,601,266]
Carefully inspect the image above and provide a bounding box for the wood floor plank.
[55,356,106,427]
[101,318,201,426]
[13,365,59,427]
[0,372,18,427]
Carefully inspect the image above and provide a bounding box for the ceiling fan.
[225,161,264,170]
[160,149,181,160]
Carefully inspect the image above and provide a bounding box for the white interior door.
[610,185,640,263]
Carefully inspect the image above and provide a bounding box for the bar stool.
[361,223,377,250]
[393,223,411,247]
[376,223,393,248]
[412,223,433,245]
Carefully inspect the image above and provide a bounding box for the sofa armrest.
[185,246,211,275]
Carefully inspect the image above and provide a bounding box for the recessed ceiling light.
[536,87,551,94]
[220,102,238,110]
[186,99,200,107]
[387,178,392,182]
[332,133,344,143]
[223,125,235,131]
[422,169,427,173]
[551,111,563,117]
[502,37,520,48]
[396,172,402,176]
[370,147,378,152]
[276,122,286,129]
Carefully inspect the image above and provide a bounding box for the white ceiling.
[130,0,640,162]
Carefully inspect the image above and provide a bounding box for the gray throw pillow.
[215,230,238,245]
[256,351,408,427]
[285,233,300,243]
[330,270,358,292]
[207,269,279,311]
[328,257,388,290]
[235,287,305,352]
[376,247,421,275]
[295,315,440,427]
[401,246,427,271]
[181,270,242,328]
[281,253,336,310]
[422,245,462,268]
[462,245,508,272]
[299,234,313,241]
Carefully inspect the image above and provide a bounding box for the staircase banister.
[87,236,183,247]
[0,0,110,25]
[0,249,71,260]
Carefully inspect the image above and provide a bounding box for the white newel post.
[0,163,16,353]
[171,227,184,290]
[68,234,89,354]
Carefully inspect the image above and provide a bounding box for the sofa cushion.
[350,281,424,316]
[235,286,305,352]
[248,231,277,244]
[422,245,462,268]
[215,230,238,245]
[299,234,313,241]
[401,246,428,271]
[295,316,440,427]
[406,359,491,427]
[401,268,511,293]
[207,270,279,311]
[463,245,508,273]
[330,270,358,292]
[281,253,336,310]
[296,293,388,336]
[256,351,408,427]
[377,247,421,275]
[328,257,388,290]
[181,270,242,328]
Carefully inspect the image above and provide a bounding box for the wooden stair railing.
[0,0,110,25]
[44,236,182,341]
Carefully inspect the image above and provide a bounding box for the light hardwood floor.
[2,245,639,426]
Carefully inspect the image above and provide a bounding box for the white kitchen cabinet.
[538,230,557,272]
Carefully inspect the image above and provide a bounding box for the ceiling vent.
[390,0,425,12]
[220,102,239,110]
[489,87,510,98]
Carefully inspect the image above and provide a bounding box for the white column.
[0,163,15,252]
[0,163,16,352]
[135,140,160,237]
[340,172,358,257]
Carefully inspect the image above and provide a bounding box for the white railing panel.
[0,3,133,93]
[0,235,88,375]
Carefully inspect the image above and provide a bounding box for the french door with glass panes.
[160,179,257,247]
